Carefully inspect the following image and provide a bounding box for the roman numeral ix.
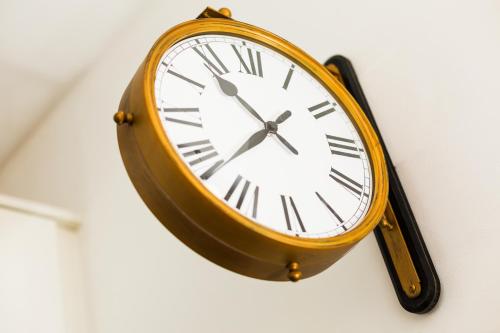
[231,42,263,77]
[326,134,364,159]
[329,167,369,200]
[224,175,259,218]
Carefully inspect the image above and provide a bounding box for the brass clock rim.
[140,18,388,250]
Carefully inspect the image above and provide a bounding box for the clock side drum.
[115,18,389,281]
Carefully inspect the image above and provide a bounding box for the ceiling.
[0,0,147,167]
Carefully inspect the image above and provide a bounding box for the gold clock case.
[116,18,389,281]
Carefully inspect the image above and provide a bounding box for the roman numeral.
[164,118,202,128]
[280,195,306,233]
[200,160,224,180]
[282,64,295,90]
[315,192,346,231]
[161,107,199,112]
[176,139,219,166]
[166,69,205,90]
[308,101,336,119]
[162,107,202,128]
[193,40,229,75]
[326,134,364,159]
[231,42,263,77]
[329,167,369,200]
[224,175,259,218]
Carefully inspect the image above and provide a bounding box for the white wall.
[1,0,499,332]
[0,197,86,333]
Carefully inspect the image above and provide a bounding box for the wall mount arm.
[325,55,441,314]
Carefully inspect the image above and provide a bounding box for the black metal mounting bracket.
[325,55,440,314]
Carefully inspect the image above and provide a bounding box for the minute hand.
[201,128,270,180]
[204,64,265,124]
[222,128,269,167]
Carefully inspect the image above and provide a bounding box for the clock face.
[154,34,373,238]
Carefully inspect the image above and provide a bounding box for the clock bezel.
[117,17,388,280]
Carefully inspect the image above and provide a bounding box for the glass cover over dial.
[154,34,373,238]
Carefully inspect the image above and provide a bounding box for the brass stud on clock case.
[113,111,134,126]
[218,7,232,18]
[287,262,302,282]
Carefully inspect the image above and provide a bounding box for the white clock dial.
[154,34,373,238]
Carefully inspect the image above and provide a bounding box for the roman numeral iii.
[231,42,263,77]
[326,134,364,159]
[280,195,306,233]
[224,175,259,218]
[308,101,336,119]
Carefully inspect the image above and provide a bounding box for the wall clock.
[114,7,439,313]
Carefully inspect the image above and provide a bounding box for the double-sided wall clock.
[114,7,440,313]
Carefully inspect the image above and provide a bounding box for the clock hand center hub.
[264,121,278,134]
